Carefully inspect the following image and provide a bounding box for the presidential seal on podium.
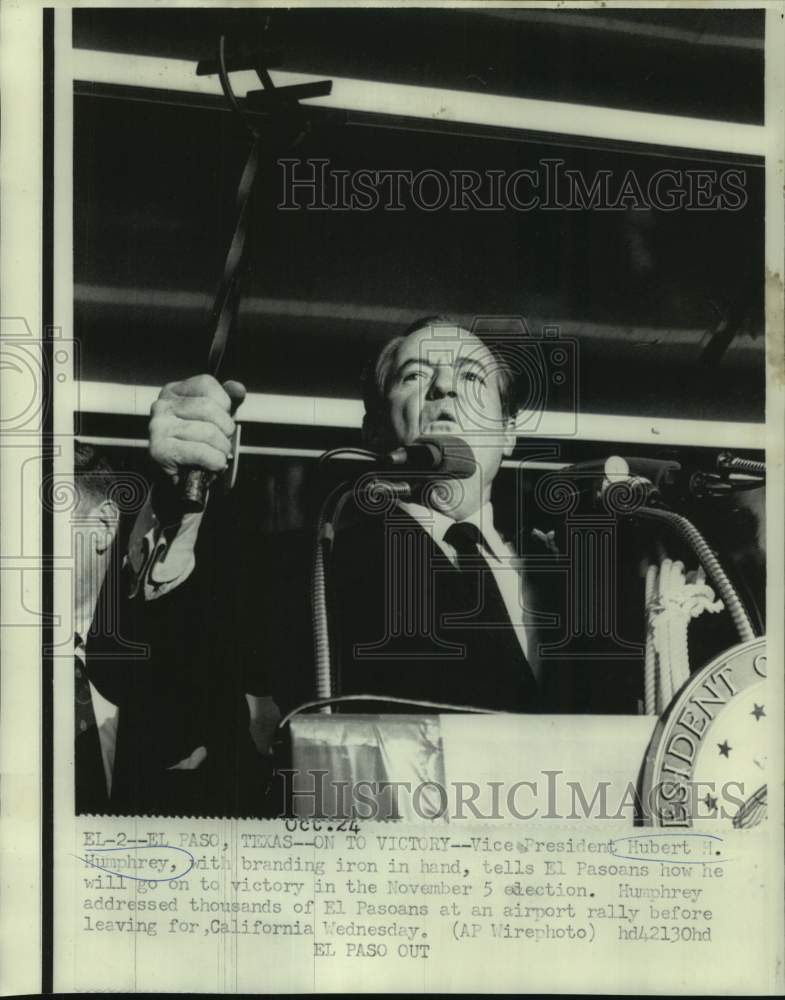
[642,637,767,828]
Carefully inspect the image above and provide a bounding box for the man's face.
[72,493,118,614]
[383,325,516,496]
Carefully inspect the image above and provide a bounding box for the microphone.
[559,456,681,509]
[565,456,681,490]
[382,435,477,479]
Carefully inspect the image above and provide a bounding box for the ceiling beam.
[78,381,763,450]
[72,49,767,157]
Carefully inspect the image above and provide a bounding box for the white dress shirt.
[398,500,531,664]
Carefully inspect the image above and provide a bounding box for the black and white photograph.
[0,1,783,995]
[69,3,769,821]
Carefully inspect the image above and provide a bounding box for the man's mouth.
[423,410,459,434]
[424,419,459,434]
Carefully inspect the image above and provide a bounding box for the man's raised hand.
[148,374,246,484]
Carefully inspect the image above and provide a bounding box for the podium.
[289,713,658,822]
[288,639,767,826]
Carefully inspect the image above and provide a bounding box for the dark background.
[74,6,765,427]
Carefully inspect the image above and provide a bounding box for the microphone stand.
[602,478,759,644]
[634,506,756,643]
[311,464,411,711]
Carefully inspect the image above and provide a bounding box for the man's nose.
[426,365,456,399]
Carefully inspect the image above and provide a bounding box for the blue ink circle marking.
[73,844,195,882]
[609,832,726,865]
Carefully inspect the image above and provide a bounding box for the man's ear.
[96,499,120,552]
[502,416,517,458]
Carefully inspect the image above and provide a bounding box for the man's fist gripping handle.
[148,375,247,511]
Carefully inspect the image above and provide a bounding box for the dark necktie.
[443,521,539,709]
[74,636,96,736]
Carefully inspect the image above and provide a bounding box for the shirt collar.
[74,609,91,650]
[398,500,506,560]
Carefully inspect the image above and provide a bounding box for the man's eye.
[462,370,486,385]
[403,370,429,382]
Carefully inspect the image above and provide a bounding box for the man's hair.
[74,441,117,508]
[361,314,519,445]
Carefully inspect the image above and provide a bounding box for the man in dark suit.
[73,443,123,813]
[145,318,555,719]
[142,317,760,732]
[74,443,265,816]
